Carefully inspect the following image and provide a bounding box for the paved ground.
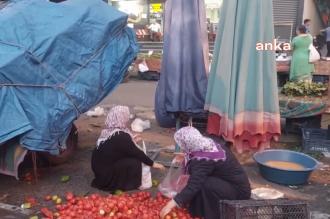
[99,80,157,108]
[0,80,329,218]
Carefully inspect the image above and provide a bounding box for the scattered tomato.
[165,215,172,219]
[21,203,32,209]
[25,197,38,207]
[44,195,52,201]
[65,192,74,201]
[40,207,53,219]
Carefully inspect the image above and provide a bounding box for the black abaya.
[91,131,153,191]
[174,146,251,219]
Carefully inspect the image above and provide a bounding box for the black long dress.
[174,145,251,219]
[91,131,154,191]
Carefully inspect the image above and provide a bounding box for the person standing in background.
[321,25,330,57]
[148,20,162,41]
[304,19,312,34]
[290,25,315,82]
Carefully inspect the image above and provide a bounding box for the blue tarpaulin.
[0,0,138,154]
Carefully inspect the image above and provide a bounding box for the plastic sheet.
[0,0,138,154]
[158,157,189,198]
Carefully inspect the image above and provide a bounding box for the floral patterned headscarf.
[96,105,132,148]
[174,126,226,163]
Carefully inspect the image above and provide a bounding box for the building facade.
[107,0,327,41]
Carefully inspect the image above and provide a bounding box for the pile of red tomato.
[40,191,199,219]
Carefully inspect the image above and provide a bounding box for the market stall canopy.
[205,0,281,152]
[155,0,209,127]
[0,0,138,154]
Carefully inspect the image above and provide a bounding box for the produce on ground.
[60,175,71,183]
[38,191,199,219]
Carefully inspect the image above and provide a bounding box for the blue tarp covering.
[0,0,138,154]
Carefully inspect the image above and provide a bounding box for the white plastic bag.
[138,60,149,73]
[251,188,284,200]
[309,44,320,63]
[139,141,152,190]
[158,156,189,198]
[131,118,151,133]
[86,106,105,117]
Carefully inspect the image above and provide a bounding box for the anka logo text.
[256,39,291,51]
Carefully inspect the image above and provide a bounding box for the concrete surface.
[99,80,157,108]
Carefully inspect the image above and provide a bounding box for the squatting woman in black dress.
[91,105,164,191]
[160,127,251,219]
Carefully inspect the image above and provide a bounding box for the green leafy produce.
[282,81,327,97]
[60,175,70,183]
[114,189,124,195]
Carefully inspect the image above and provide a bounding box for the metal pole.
[175,117,180,152]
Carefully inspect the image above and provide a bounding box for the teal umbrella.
[205,0,281,152]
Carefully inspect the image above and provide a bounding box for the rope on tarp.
[0,83,82,115]
[0,40,61,82]
[0,30,124,116]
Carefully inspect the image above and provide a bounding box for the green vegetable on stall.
[282,81,327,97]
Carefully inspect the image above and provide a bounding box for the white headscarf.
[96,105,132,148]
[174,126,218,153]
[174,126,226,164]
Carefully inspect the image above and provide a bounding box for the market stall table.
[276,60,330,97]
[279,93,328,133]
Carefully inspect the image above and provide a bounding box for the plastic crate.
[302,128,330,153]
[284,115,322,135]
[179,112,208,134]
[219,199,310,219]
[312,75,329,84]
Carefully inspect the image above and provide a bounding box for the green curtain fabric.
[205,0,281,152]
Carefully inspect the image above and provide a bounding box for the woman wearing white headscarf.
[91,105,164,191]
[160,127,251,219]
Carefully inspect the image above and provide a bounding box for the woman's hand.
[160,199,177,218]
[133,134,142,143]
[173,153,185,164]
[152,162,165,170]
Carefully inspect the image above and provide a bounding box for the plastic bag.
[139,141,152,190]
[138,60,149,72]
[131,118,151,133]
[309,44,320,63]
[158,156,189,198]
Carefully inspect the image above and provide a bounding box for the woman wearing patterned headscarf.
[160,127,251,219]
[91,105,164,191]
